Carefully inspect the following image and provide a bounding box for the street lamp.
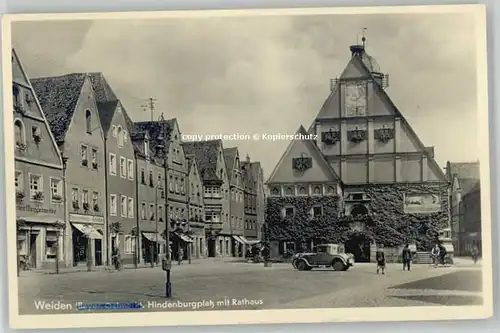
[157,113,172,298]
[59,154,69,275]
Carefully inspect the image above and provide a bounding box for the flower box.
[52,194,62,202]
[81,159,88,167]
[94,204,100,212]
[16,191,25,200]
[14,105,26,114]
[83,202,90,211]
[32,191,44,201]
[16,142,27,151]
[92,162,98,170]
[72,201,80,209]
[347,129,367,143]
[33,135,41,144]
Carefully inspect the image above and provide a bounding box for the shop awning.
[71,223,103,239]
[142,232,166,244]
[232,235,245,244]
[239,236,261,245]
[173,232,193,243]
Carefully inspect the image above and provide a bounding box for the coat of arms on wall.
[347,127,367,143]
[374,126,395,143]
[292,153,312,171]
[321,129,340,145]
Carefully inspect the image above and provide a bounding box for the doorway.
[29,233,37,269]
[345,235,371,263]
[95,239,102,266]
[207,238,216,257]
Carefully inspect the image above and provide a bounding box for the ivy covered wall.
[266,182,449,251]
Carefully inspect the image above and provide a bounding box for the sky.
[11,11,481,180]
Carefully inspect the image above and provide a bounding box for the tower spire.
[361,27,367,48]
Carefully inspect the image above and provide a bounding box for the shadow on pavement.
[389,295,483,306]
[389,271,482,292]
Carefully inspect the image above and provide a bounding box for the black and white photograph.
[2,4,493,329]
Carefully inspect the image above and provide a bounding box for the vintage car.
[292,244,355,271]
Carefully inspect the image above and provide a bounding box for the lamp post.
[60,154,69,274]
[157,113,172,298]
[187,182,192,264]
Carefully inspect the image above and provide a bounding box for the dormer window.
[85,110,92,134]
[117,126,124,147]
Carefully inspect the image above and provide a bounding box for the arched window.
[14,119,25,144]
[144,139,149,157]
[85,110,92,134]
[220,168,224,178]
[117,126,123,147]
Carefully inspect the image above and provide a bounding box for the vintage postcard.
[1,4,492,329]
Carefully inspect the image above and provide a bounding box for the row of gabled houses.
[12,49,266,270]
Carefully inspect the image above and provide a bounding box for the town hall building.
[266,40,450,262]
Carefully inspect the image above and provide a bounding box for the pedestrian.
[471,244,479,264]
[401,244,412,271]
[112,245,121,271]
[431,244,440,268]
[376,244,386,275]
[439,244,447,266]
[245,248,252,262]
[177,247,184,265]
[261,244,270,263]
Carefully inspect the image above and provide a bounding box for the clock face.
[345,81,367,117]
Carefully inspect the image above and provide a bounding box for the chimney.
[246,154,251,163]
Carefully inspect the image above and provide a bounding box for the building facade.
[13,49,66,270]
[266,41,449,262]
[32,73,107,268]
[91,73,138,266]
[186,156,206,258]
[224,147,246,256]
[129,122,167,265]
[445,161,480,256]
[242,155,258,241]
[251,161,266,241]
[183,140,232,257]
[458,181,481,256]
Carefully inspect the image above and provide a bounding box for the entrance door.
[95,239,102,266]
[208,239,216,257]
[29,234,37,269]
[345,236,371,263]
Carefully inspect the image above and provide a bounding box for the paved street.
[18,259,483,315]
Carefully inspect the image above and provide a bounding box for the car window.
[317,247,327,253]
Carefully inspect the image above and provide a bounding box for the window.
[50,178,62,202]
[15,171,23,191]
[149,171,154,187]
[85,110,92,134]
[311,206,323,218]
[120,157,127,178]
[158,205,163,221]
[110,194,117,216]
[91,149,98,169]
[13,85,22,107]
[117,126,124,147]
[150,204,155,221]
[127,159,134,180]
[284,207,295,217]
[175,177,179,193]
[45,231,58,260]
[128,197,134,218]
[141,202,146,220]
[81,145,88,166]
[14,120,25,147]
[121,195,127,217]
[29,174,43,201]
[112,125,117,137]
[109,153,116,175]
[124,235,135,255]
[180,178,185,194]
[157,173,162,188]
[169,175,174,192]
[71,188,79,207]
[140,168,146,184]
[82,190,89,210]
[92,192,99,211]
[31,126,41,142]
[124,131,128,142]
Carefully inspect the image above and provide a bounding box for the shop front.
[142,231,166,264]
[69,213,105,267]
[172,231,194,261]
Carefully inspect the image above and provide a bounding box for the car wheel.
[332,260,345,271]
[305,266,313,271]
[296,260,307,271]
